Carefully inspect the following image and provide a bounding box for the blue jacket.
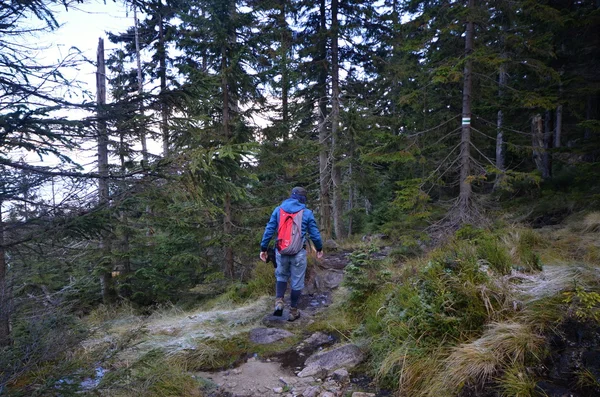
[260,198,323,252]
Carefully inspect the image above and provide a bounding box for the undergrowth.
[339,224,600,397]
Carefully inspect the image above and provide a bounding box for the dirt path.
[196,249,382,397]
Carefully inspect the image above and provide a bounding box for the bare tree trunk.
[555,104,563,148]
[133,6,148,164]
[0,201,11,346]
[318,0,331,240]
[458,0,474,221]
[222,32,234,277]
[494,60,507,190]
[584,96,592,140]
[532,114,544,174]
[158,13,169,157]
[347,163,354,237]
[543,109,553,179]
[279,0,289,141]
[331,0,344,240]
[97,38,115,304]
[496,63,506,172]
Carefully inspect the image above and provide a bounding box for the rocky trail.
[197,249,387,397]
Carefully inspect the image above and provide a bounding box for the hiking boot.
[273,298,284,316]
[288,307,300,322]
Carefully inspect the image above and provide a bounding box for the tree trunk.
[496,60,507,172]
[458,0,474,221]
[318,0,331,240]
[222,36,234,278]
[494,60,507,190]
[555,104,562,148]
[279,0,289,140]
[133,6,148,164]
[584,96,592,140]
[97,38,115,304]
[543,109,553,179]
[158,13,169,157]
[331,0,344,240]
[531,114,544,174]
[0,201,11,346]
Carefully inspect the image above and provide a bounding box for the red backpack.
[276,208,304,255]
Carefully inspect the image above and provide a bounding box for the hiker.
[259,186,323,321]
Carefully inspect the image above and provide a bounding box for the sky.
[29,1,168,166]
[44,0,132,97]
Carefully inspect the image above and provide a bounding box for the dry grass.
[581,212,600,233]
[377,340,446,397]
[412,322,546,397]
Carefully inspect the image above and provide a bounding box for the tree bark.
[584,96,593,140]
[494,59,507,190]
[97,38,115,304]
[459,0,474,221]
[222,16,234,278]
[531,114,544,175]
[133,6,148,164]
[543,109,553,179]
[496,59,507,172]
[0,201,11,346]
[279,0,289,140]
[158,13,169,157]
[331,0,344,240]
[555,104,562,148]
[318,0,331,240]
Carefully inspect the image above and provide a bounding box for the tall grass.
[98,350,203,397]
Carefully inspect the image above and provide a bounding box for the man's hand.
[317,250,324,259]
[259,251,268,262]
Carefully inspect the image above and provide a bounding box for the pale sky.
[45,0,132,97]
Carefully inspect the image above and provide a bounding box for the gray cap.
[291,186,307,197]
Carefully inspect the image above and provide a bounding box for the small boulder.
[351,393,376,397]
[249,327,294,344]
[297,364,328,379]
[302,385,321,397]
[319,392,336,397]
[331,368,349,383]
[323,239,339,251]
[303,344,364,374]
[302,332,332,350]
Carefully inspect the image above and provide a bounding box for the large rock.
[249,327,294,344]
[298,344,364,378]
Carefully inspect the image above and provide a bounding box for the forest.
[1,0,600,396]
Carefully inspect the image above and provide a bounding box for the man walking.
[260,187,323,321]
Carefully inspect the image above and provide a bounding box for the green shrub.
[246,260,276,298]
[518,247,543,272]
[343,246,391,312]
[364,239,514,395]
[390,236,423,260]
[497,365,539,397]
[456,224,486,241]
[477,238,512,275]
[518,229,544,249]
[562,286,600,323]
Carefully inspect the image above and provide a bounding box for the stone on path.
[249,327,294,344]
[302,385,320,397]
[298,344,364,378]
[298,332,332,351]
[351,393,376,397]
[331,368,349,383]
